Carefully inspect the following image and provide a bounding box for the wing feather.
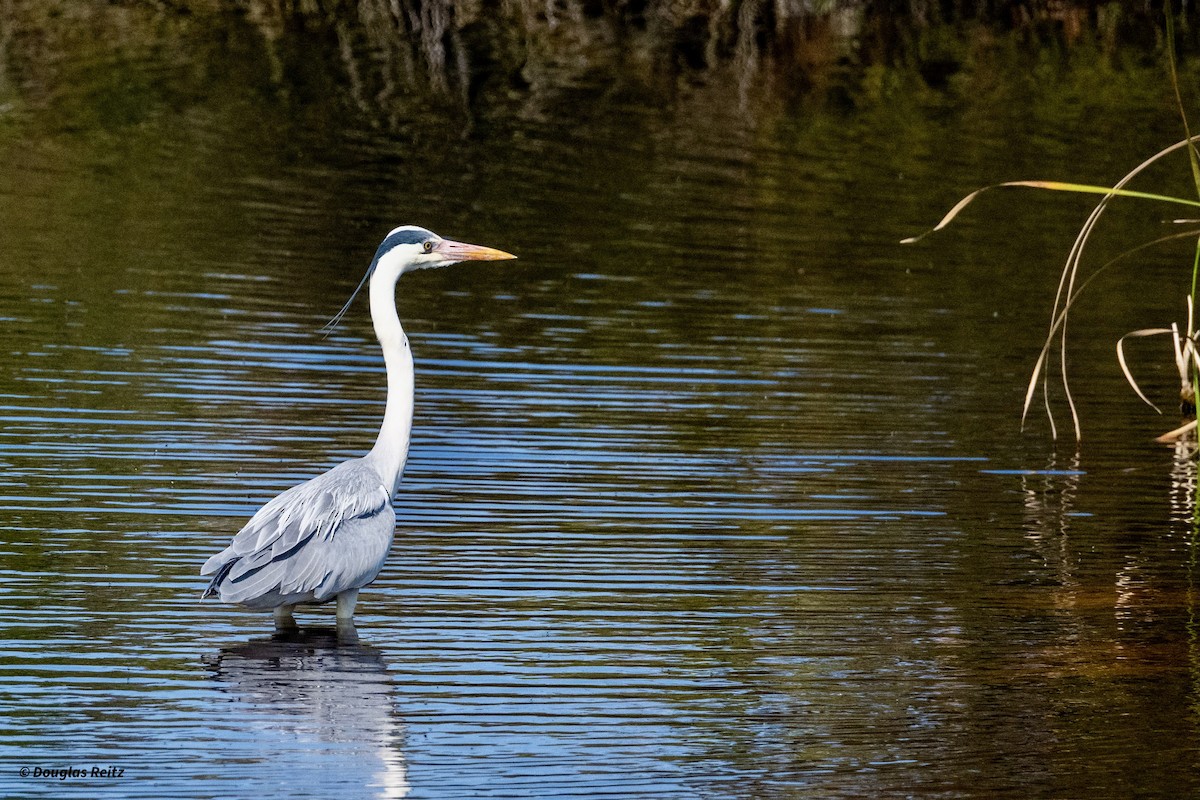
[202,459,395,608]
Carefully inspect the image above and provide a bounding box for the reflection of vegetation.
[231,0,1193,109]
[2,0,1197,126]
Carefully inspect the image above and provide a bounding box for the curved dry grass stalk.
[1118,294,1200,442]
[900,181,1200,245]
[1022,228,1200,425]
[904,135,1200,440]
[1117,326,1176,414]
[1029,138,1200,439]
[1157,419,1198,443]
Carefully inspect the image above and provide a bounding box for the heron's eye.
[422,241,434,254]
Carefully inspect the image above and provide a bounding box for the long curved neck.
[365,269,414,496]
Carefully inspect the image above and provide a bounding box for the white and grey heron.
[201,225,516,628]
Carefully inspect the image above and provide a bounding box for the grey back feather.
[202,459,396,608]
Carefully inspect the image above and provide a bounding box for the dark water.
[2,7,1199,798]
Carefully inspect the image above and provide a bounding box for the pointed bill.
[435,239,517,262]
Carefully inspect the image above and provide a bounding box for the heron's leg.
[336,589,359,621]
[273,604,298,630]
[335,619,359,644]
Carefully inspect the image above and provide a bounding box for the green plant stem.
[1166,1,1200,198]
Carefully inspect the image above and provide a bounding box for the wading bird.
[201,226,516,628]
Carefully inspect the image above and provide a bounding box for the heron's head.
[323,225,517,334]
[372,225,517,280]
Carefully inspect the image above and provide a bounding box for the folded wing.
[201,459,395,609]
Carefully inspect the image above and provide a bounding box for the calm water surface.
[1,8,1199,798]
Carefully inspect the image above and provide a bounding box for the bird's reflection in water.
[205,625,409,799]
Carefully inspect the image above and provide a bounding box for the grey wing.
[201,461,396,608]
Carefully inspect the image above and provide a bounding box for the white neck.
[364,267,414,496]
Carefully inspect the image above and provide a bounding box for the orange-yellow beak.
[434,238,517,263]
